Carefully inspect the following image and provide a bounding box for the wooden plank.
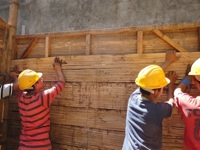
[137,30,143,54]
[85,34,91,55]
[45,36,49,57]
[11,52,197,83]
[8,107,126,131]
[153,29,187,52]
[51,82,133,110]
[20,38,38,59]
[48,35,85,57]
[6,110,183,150]
[91,33,136,55]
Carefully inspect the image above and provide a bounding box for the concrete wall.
[0,0,200,35]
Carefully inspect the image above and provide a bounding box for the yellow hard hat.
[18,69,43,90]
[188,58,200,75]
[135,65,170,89]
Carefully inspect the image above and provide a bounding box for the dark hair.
[140,88,151,95]
[24,85,35,93]
[140,87,162,95]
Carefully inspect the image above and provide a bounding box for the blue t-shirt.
[122,88,172,150]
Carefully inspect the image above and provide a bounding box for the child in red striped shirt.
[16,57,65,150]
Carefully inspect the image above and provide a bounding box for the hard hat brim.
[165,77,170,85]
[188,72,200,75]
[37,72,43,78]
[136,77,170,89]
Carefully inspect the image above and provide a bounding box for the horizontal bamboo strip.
[11,52,200,83]
[50,124,124,149]
[6,116,183,150]
[9,82,197,112]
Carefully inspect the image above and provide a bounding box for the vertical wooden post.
[137,31,143,54]
[86,34,91,55]
[8,0,19,61]
[45,36,50,57]
[1,1,19,149]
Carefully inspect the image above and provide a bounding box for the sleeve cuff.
[181,77,190,87]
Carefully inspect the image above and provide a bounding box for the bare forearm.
[56,70,65,83]
[167,84,174,106]
[176,83,187,93]
[162,61,171,71]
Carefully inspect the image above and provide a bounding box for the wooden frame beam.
[153,29,187,52]
[45,36,50,57]
[85,34,91,55]
[20,38,38,59]
[137,31,143,54]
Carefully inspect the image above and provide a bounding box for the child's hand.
[165,50,181,64]
[53,57,67,70]
[167,71,178,85]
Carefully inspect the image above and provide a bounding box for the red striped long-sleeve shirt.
[16,81,65,150]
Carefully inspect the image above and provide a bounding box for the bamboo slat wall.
[0,17,9,150]
[5,22,200,149]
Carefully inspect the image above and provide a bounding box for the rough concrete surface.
[0,0,200,34]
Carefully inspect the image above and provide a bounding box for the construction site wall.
[4,22,200,149]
